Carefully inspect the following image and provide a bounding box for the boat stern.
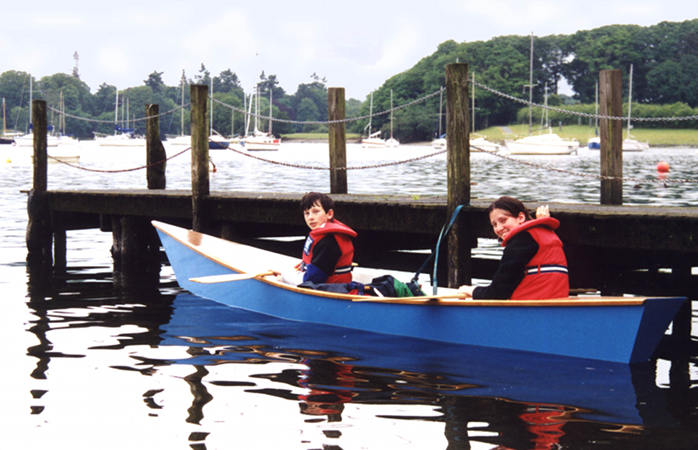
[629,297,686,363]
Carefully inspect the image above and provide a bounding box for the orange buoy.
[656,161,670,173]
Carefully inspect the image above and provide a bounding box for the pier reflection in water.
[18,277,694,448]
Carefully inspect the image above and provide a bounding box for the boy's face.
[304,200,334,230]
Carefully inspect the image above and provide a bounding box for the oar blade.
[189,270,275,284]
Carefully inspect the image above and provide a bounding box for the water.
[2,142,697,449]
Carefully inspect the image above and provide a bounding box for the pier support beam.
[445,63,474,288]
[111,216,161,289]
[26,100,53,277]
[328,87,347,194]
[110,104,166,289]
[599,69,623,205]
[191,85,210,232]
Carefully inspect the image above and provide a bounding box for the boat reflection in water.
[154,293,678,449]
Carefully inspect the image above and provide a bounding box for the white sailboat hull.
[504,132,578,155]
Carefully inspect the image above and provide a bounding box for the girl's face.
[489,208,526,240]
[304,201,334,230]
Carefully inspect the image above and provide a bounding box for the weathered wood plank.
[41,190,698,255]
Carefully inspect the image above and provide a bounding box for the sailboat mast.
[126,97,129,131]
[210,78,213,135]
[243,93,248,136]
[59,89,64,135]
[254,84,259,132]
[389,90,394,139]
[180,72,185,136]
[471,72,475,133]
[2,97,6,136]
[437,86,443,137]
[245,92,253,137]
[627,64,634,135]
[543,83,549,129]
[594,81,599,134]
[368,92,373,135]
[114,89,118,135]
[268,88,272,135]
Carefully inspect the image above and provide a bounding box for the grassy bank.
[478,125,698,147]
[282,127,698,147]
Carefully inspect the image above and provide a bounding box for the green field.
[476,125,698,147]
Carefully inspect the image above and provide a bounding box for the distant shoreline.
[281,126,698,147]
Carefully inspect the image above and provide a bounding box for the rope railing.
[47,147,191,172]
[472,81,698,122]
[44,140,698,185]
[224,142,698,184]
[41,81,698,127]
[213,90,442,125]
[225,145,447,170]
[47,104,187,125]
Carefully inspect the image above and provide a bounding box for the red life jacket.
[302,219,356,283]
[502,217,569,300]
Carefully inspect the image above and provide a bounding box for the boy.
[296,192,356,284]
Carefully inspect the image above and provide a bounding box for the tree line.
[1,19,696,142]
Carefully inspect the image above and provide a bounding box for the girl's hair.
[300,192,335,213]
[487,196,532,220]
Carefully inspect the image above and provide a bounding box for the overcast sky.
[2,1,696,100]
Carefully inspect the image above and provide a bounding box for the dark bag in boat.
[298,281,367,295]
[368,275,425,297]
[298,276,424,298]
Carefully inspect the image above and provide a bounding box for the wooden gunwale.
[154,221,650,308]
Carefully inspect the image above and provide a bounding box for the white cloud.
[31,13,84,27]
[97,46,132,80]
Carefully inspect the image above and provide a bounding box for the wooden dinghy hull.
[152,220,686,364]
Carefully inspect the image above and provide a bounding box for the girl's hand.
[457,285,474,298]
[535,204,550,219]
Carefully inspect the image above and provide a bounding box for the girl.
[458,196,569,300]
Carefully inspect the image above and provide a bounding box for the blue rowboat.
[152,220,686,364]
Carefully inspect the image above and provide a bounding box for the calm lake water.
[2,142,697,449]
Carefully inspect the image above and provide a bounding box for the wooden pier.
[25,64,697,356]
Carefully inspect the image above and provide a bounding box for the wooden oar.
[189,270,276,284]
[351,293,468,302]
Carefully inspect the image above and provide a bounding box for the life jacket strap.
[525,264,568,275]
[334,264,354,274]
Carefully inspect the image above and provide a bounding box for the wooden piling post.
[110,104,165,289]
[191,84,210,231]
[146,104,166,189]
[328,87,347,193]
[26,100,53,273]
[599,70,623,205]
[445,63,473,288]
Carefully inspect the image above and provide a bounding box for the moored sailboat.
[361,92,388,148]
[240,85,280,151]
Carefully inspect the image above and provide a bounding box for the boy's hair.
[300,192,335,213]
[487,196,532,220]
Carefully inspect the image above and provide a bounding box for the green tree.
[193,63,211,86]
[0,70,32,131]
[214,69,241,94]
[144,71,166,93]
